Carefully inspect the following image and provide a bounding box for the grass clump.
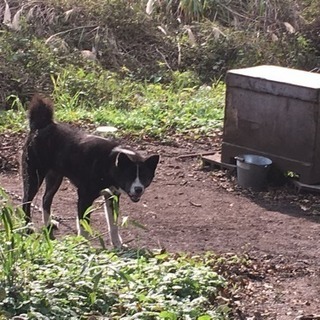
[86,73,225,138]
[0,69,225,138]
[0,190,233,319]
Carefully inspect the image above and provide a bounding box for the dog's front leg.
[103,193,122,248]
[77,191,96,239]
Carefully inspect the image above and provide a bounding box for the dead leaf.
[184,26,197,46]
[11,8,23,31]
[3,0,11,25]
[146,0,156,15]
[190,201,202,207]
[284,22,295,34]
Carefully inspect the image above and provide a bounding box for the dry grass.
[0,0,319,106]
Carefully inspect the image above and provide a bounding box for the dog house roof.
[227,65,320,102]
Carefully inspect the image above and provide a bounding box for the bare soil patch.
[1,132,320,319]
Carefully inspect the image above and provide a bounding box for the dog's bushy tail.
[28,94,54,131]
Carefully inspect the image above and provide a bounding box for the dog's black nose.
[134,186,143,194]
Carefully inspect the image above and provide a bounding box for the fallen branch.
[190,201,202,207]
[177,152,215,160]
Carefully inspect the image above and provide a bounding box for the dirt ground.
[1,131,320,319]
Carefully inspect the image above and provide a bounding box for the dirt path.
[1,133,320,319]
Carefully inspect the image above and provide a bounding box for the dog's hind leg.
[42,171,63,233]
[103,194,122,248]
[22,168,45,226]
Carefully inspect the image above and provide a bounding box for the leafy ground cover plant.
[0,189,235,319]
[49,68,225,139]
[0,69,225,138]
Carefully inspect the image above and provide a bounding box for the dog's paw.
[46,222,59,240]
[112,239,128,250]
[78,228,90,240]
[50,219,60,230]
[110,232,123,249]
[26,223,36,234]
[48,230,56,240]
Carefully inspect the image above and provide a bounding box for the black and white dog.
[22,94,159,247]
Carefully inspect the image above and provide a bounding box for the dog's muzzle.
[129,186,144,202]
[129,194,141,202]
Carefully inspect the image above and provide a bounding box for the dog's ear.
[116,152,133,168]
[144,154,160,173]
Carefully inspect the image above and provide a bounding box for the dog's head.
[113,150,160,202]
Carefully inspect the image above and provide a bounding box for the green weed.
[0,69,225,138]
[51,69,225,138]
[0,189,233,319]
[0,188,53,288]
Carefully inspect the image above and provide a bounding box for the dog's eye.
[138,167,153,185]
